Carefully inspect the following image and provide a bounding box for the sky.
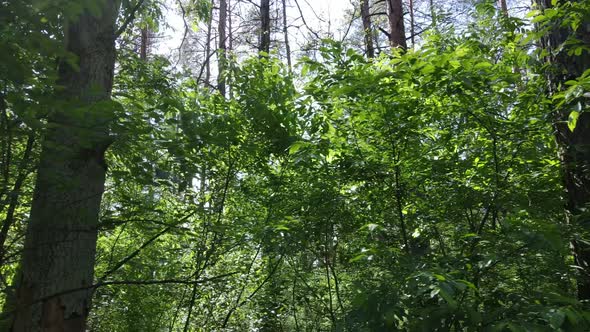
[296,0,352,33]
[155,0,353,61]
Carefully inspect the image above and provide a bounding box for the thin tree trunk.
[409,0,415,48]
[228,0,233,52]
[429,0,436,31]
[140,27,148,60]
[386,0,406,49]
[218,0,227,96]
[360,0,375,58]
[537,0,590,300]
[227,0,233,96]
[205,1,214,85]
[0,94,11,203]
[260,0,271,53]
[8,1,119,330]
[282,0,292,70]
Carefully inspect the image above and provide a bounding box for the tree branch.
[0,271,239,321]
[98,210,199,281]
[115,0,147,38]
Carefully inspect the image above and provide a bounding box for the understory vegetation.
[1,0,590,330]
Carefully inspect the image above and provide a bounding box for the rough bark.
[260,0,271,53]
[386,0,406,49]
[360,0,375,58]
[218,0,227,96]
[8,0,120,330]
[537,0,590,300]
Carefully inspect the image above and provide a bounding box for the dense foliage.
[1,0,590,331]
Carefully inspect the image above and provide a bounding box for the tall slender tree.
[205,0,214,85]
[386,0,406,49]
[408,0,415,47]
[282,0,292,69]
[429,0,437,31]
[8,0,121,330]
[260,0,271,53]
[218,0,228,95]
[360,0,375,57]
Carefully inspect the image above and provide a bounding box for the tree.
[4,0,590,330]
[360,0,375,57]
[498,0,508,15]
[282,0,292,69]
[0,0,53,278]
[7,1,121,330]
[140,27,149,60]
[218,0,228,95]
[536,0,590,300]
[386,0,406,49]
[260,0,271,53]
[408,0,415,47]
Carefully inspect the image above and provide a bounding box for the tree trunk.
[260,0,271,53]
[537,0,590,300]
[228,0,233,52]
[140,27,148,60]
[386,0,406,49]
[360,0,375,58]
[282,0,292,70]
[498,0,508,15]
[429,0,436,32]
[409,0,415,48]
[218,0,227,96]
[8,1,119,330]
[204,0,214,86]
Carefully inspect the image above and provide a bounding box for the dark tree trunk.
[498,0,508,15]
[537,0,590,300]
[8,1,120,330]
[360,0,375,58]
[218,0,228,96]
[140,27,148,60]
[260,0,271,53]
[386,0,406,49]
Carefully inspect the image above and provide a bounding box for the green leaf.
[433,274,446,281]
[568,110,580,132]
[438,283,457,308]
[288,141,306,155]
[421,64,436,75]
[547,309,565,329]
